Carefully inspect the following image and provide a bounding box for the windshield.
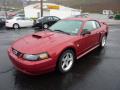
[49,20,83,35]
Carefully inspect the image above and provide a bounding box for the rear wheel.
[57,50,75,73]
[13,24,19,29]
[100,36,107,48]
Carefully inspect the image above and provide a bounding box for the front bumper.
[8,48,56,75]
[5,23,13,28]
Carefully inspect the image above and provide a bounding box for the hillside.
[49,0,120,12]
[0,0,120,12]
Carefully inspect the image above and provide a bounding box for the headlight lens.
[23,54,39,61]
[39,53,49,59]
[23,52,49,61]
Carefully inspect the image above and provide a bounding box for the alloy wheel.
[61,52,74,71]
[101,36,106,47]
[13,24,19,29]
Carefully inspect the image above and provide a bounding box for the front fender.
[50,42,76,63]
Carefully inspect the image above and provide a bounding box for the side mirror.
[81,29,91,35]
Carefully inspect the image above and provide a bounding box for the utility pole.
[4,0,8,19]
[40,0,43,17]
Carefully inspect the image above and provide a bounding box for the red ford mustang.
[8,17,109,75]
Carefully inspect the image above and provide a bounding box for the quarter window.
[83,21,97,31]
[95,21,101,28]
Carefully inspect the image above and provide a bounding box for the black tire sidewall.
[57,50,75,73]
[13,24,19,29]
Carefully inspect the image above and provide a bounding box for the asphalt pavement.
[0,26,120,90]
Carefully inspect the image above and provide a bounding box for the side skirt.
[77,44,100,60]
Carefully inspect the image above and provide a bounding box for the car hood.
[12,31,74,54]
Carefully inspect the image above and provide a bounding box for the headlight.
[39,53,49,59]
[23,54,39,61]
[23,52,49,61]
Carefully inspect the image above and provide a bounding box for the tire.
[100,36,107,48]
[57,50,75,73]
[43,24,48,29]
[13,23,20,29]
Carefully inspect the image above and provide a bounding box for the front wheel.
[57,50,75,73]
[13,24,20,29]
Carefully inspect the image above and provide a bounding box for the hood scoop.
[32,34,42,39]
[32,32,54,39]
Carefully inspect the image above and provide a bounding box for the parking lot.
[0,25,120,90]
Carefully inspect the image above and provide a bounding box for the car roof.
[38,16,53,19]
[64,17,93,21]
[45,16,59,17]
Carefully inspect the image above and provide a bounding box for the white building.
[102,10,114,15]
[24,3,82,19]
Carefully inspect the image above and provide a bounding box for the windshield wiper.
[54,30,70,35]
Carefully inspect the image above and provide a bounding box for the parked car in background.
[0,17,5,28]
[108,15,115,19]
[114,14,120,20]
[69,14,88,18]
[15,14,25,17]
[8,17,109,75]
[6,17,34,29]
[33,16,60,29]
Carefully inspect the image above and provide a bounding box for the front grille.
[12,48,23,57]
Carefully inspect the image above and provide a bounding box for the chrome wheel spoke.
[62,61,66,69]
[61,52,74,71]
[68,57,73,61]
[65,61,69,67]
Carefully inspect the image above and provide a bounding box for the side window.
[40,17,45,22]
[17,17,24,20]
[47,17,53,21]
[95,21,101,28]
[83,21,97,31]
[24,18,30,20]
[42,17,47,22]
[53,17,60,21]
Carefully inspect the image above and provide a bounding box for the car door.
[78,20,100,54]
[40,17,48,28]
[93,21,102,44]
[40,17,48,26]
[16,17,25,27]
[87,21,101,46]
[24,18,33,27]
[46,17,54,26]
